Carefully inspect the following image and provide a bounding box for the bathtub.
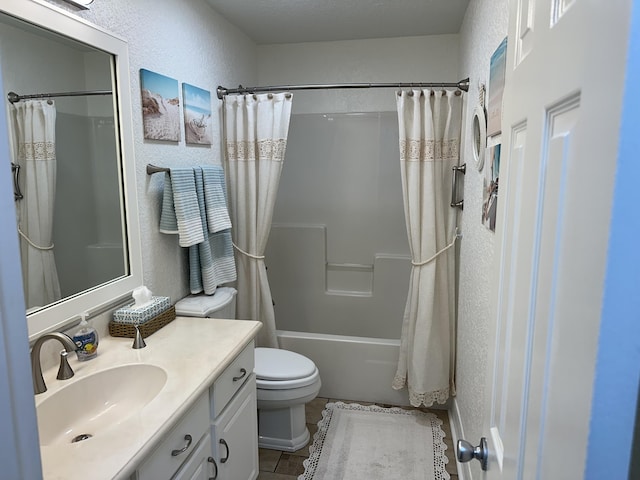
[277,330,410,406]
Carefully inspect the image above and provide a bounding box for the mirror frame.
[1,0,143,341]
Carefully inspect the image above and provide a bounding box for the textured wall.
[257,35,460,114]
[42,0,257,307]
[456,0,508,475]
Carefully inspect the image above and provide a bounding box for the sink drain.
[71,433,92,443]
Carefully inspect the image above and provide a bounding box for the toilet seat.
[255,347,320,390]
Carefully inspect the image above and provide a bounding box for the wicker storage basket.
[109,306,176,338]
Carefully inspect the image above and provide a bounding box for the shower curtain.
[392,90,462,407]
[11,100,61,308]
[224,93,293,348]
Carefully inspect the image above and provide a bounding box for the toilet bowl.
[174,287,322,452]
[254,347,321,451]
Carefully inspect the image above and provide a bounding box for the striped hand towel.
[160,168,204,247]
[201,165,232,233]
[189,167,236,294]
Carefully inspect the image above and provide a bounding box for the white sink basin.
[36,364,167,446]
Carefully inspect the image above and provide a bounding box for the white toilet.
[174,287,322,452]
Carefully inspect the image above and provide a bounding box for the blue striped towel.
[160,166,236,295]
[160,168,204,247]
[189,167,236,294]
[201,165,232,233]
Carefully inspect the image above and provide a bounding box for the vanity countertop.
[36,317,261,480]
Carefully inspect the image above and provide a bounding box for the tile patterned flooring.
[257,397,459,479]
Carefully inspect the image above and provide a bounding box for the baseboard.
[449,398,472,480]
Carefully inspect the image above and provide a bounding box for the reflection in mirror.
[0,2,142,340]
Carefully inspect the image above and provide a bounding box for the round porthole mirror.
[472,105,487,171]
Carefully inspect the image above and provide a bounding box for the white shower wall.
[265,111,410,339]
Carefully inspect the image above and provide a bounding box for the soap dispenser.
[72,312,99,361]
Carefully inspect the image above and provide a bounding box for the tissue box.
[113,296,171,325]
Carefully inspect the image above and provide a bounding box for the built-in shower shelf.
[325,262,373,296]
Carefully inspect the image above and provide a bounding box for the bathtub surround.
[224,92,292,348]
[392,90,463,407]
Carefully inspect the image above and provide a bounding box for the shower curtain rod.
[7,89,112,104]
[216,77,470,99]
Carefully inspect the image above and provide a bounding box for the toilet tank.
[174,287,237,319]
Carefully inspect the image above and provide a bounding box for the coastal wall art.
[482,143,501,232]
[140,69,181,141]
[182,83,212,145]
[487,37,507,137]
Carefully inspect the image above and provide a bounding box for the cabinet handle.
[232,368,247,382]
[219,438,230,463]
[208,456,218,479]
[171,434,193,456]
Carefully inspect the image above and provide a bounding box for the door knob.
[457,437,488,471]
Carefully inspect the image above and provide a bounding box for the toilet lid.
[255,348,317,381]
[174,287,236,317]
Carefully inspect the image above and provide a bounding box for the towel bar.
[146,164,170,175]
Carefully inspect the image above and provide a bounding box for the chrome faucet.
[30,332,77,395]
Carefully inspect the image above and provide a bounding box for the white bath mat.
[299,402,450,480]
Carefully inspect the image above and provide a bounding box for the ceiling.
[205,0,470,45]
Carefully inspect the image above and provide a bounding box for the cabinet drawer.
[138,393,209,480]
[210,341,254,418]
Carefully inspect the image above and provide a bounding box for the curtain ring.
[408,91,414,97]
[285,93,292,99]
[455,90,462,96]
[267,93,273,99]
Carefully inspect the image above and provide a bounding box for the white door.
[478,0,632,478]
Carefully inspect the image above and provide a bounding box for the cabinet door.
[212,374,258,480]
[173,433,216,480]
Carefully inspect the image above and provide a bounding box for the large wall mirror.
[0,1,142,341]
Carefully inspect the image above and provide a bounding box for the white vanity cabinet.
[134,341,258,480]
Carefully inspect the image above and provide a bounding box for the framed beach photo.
[140,69,181,141]
[482,143,501,232]
[182,83,212,145]
[487,37,507,137]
